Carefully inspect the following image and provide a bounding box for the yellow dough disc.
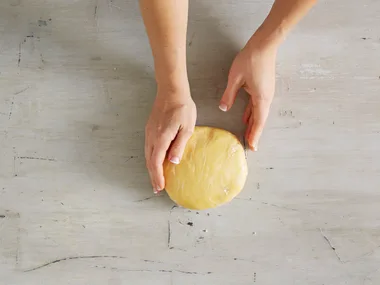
[163,126,248,210]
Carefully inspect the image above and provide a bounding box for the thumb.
[167,128,193,164]
[219,76,243,112]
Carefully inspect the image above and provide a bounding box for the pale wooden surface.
[1,0,380,284]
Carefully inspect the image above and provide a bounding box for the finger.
[145,131,155,190]
[245,111,253,145]
[246,101,271,151]
[167,128,193,164]
[147,152,156,192]
[219,76,243,112]
[150,137,172,192]
[144,130,151,163]
[242,99,252,124]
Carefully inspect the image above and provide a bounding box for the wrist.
[155,61,189,90]
[153,47,188,87]
[156,73,189,92]
[156,76,191,101]
[246,25,285,53]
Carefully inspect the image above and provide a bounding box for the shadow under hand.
[13,0,163,202]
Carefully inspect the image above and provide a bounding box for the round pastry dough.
[164,126,248,210]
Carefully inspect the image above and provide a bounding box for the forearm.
[248,0,317,49]
[139,0,189,89]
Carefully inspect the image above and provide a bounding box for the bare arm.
[139,0,189,88]
[140,0,196,193]
[221,0,317,150]
[248,0,317,48]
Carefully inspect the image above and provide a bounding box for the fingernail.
[153,188,158,194]
[252,144,258,152]
[170,156,180,164]
[219,103,228,112]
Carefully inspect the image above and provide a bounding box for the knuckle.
[145,160,151,170]
[160,129,174,139]
[257,94,272,104]
[181,127,194,138]
[154,142,166,152]
[169,145,181,155]
[151,161,161,170]
[183,127,194,135]
[227,71,236,81]
[149,154,157,164]
[150,155,161,168]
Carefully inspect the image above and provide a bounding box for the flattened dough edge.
[164,126,248,210]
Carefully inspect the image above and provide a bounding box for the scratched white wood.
[1,0,380,284]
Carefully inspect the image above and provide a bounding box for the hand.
[219,38,277,151]
[145,84,197,193]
